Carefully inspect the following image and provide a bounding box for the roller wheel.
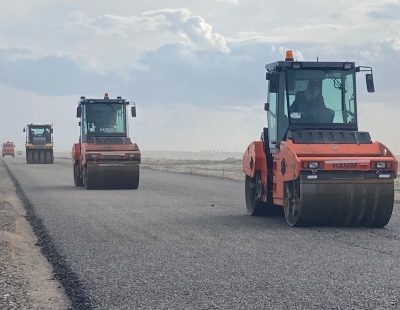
[73,163,84,187]
[39,152,45,164]
[284,179,307,227]
[27,152,33,164]
[33,152,39,164]
[45,152,51,164]
[83,166,93,190]
[245,172,267,216]
[366,183,394,228]
[130,166,140,190]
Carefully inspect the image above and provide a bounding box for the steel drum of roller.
[284,175,394,227]
[84,163,139,190]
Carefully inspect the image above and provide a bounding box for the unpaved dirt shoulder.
[0,160,71,310]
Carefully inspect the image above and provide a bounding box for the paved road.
[3,157,400,310]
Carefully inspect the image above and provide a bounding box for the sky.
[0,0,399,153]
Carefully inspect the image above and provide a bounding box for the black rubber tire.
[33,152,39,164]
[284,181,305,227]
[44,152,50,164]
[39,152,45,164]
[73,164,84,187]
[27,152,34,164]
[83,166,93,190]
[245,172,266,216]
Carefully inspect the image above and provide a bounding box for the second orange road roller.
[243,50,398,227]
[72,93,141,190]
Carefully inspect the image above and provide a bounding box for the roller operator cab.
[243,50,398,227]
[2,141,15,157]
[72,93,141,190]
[23,124,54,164]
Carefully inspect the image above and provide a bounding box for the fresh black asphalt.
[3,157,400,310]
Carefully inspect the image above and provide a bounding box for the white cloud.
[0,1,400,154]
[61,8,229,72]
[66,9,229,52]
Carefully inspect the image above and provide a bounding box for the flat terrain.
[2,156,400,309]
[141,157,244,180]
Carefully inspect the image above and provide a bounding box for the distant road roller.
[243,50,398,227]
[2,141,15,157]
[23,124,54,164]
[72,93,141,190]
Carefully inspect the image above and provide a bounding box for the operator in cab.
[44,128,51,143]
[290,79,334,123]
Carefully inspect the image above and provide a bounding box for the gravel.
[3,160,94,310]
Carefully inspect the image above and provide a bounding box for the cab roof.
[28,124,52,127]
[79,93,128,105]
[265,50,356,72]
[265,60,356,72]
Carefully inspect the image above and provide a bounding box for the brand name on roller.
[333,163,357,169]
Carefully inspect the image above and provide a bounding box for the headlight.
[308,162,318,169]
[129,154,135,158]
[376,162,386,169]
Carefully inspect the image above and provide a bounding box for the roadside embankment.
[0,159,70,309]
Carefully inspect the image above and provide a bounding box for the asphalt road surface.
[3,157,400,310]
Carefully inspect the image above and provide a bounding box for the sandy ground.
[0,160,70,310]
[141,157,244,181]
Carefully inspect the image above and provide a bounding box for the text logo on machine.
[333,162,357,169]
[331,145,338,151]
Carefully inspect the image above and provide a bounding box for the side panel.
[72,143,81,163]
[271,142,300,205]
[377,141,398,178]
[243,140,267,178]
[243,140,269,202]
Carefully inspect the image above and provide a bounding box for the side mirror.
[264,103,269,111]
[50,128,53,133]
[23,128,25,132]
[79,121,81,127]
[366,73,375,93]
[131,106,136,117]
[76,106,82,118]
[268,74,279,93]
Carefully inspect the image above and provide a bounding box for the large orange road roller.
[72,93,141,190]
[243,50,398,227]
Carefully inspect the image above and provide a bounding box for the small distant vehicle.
[17,151,23,156]
[2,141,15,157]
[23,124,54,164]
